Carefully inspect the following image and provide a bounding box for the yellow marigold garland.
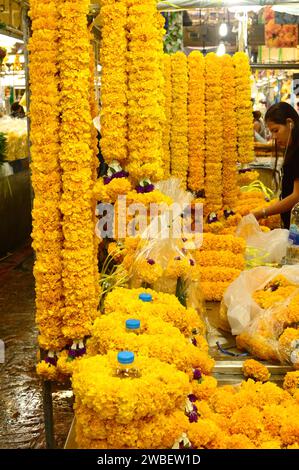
[75,408,189,449]
[220,55,238,207]
[170,51,188,188]
[233,52,254,164]
[204,53,223,212]
[238,170,260,186]
[187,379,299,449]
[89,39,101,301]
[187,51,205,193]
[200,233,246,254]
[58,0,98,340]
[86,311,212,376]
[72,352,190,424]
[193,250,245,270]
[126,0,164,183]
[104,287,206,338]
[99,0,128,165]
[242,359,271,383]
[162,54,172,178]
[283,371,299,396]
[29,0,66,351]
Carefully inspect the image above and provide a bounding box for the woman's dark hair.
[253,110,261,121]
[265,102,299,147]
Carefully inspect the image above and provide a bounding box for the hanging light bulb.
[219,22,228,37]
[216,42,226,57]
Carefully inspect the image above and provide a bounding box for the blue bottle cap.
[126,319,141,330]
[139,292,152,302]
[117,351,134,365]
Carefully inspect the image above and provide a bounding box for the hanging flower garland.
[187,51,205,194]
[204,53,223,213]
[58,0,98,340]
[233,52,254,164]
[89,39,101,301]
[220,54,238,208]
[170,51,188,188]
[99,0,128,166]
[126,0,165,184]
[29,0,66,352]
[162,53,172,178]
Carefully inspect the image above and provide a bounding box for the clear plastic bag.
[223,265,299,336]
[236,287,299,367]
[236,214,289,264]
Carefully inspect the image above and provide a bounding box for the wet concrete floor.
[0,246,73,448]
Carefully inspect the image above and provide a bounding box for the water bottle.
[286,202,299,264]
[115,351,140,378]
[126,319,141,334]
[139,292,152,302]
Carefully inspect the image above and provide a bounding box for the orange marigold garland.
[89,39,101,300]
[204,53,222,213]
[233,52,254,164]
[220,54,238,208]
[187,51,205,193]
[126,0,165,183]
[58,0,98,340]
[29,0,66,352]
[170,51,188,188]
[99,0,128,166]
[162,53,172,178]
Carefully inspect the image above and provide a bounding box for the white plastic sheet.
[236,214,289,264]
[223,264,299,335]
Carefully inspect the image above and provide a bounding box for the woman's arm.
[253,121,261,134]
[252,179,299,220]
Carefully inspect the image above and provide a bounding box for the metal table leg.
[42,380,55,449]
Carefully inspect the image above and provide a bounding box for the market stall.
[26,0,299,450]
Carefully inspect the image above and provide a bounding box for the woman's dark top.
[281,145,299,228]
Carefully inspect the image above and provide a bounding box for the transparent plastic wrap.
[155,177,193,206]
[236,288,299,367]
[236,214,289,265]
[127,183,205,324]
[222,265,299,336]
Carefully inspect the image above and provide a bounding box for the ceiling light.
[216,42,226,57]
[219,23,228,37]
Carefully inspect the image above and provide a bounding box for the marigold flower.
[242,359,271,383]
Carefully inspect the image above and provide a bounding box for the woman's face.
[266,120,292,147]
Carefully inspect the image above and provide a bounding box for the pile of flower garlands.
[73,351,299,448]
[238,169,260,186]
[68,286,214,449]
[72,352,190,449]
[237,278,299,367]
[104,287,206,338]
[235,188,281,229]
[86,309,213,376]
[187,373,299,449]
[193,233,246,301]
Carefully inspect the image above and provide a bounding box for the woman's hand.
[251,208,266,220]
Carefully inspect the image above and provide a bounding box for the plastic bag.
[236,287,299,367]
[223,264,299,336]
[236,214,289,264]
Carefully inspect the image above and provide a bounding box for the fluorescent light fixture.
[0,33,24,52]
[216,42,226,57]
[219,23,228,37]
